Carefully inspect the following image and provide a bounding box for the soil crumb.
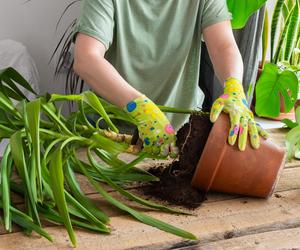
[224,231,235,239]
[141,113,213,209]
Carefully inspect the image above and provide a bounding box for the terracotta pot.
[191,113,286,198]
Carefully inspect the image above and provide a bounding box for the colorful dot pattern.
[210,77,265,151]
[125,95,176,154]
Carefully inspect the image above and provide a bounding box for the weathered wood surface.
[1,128,300,250]
[199,227,300,250]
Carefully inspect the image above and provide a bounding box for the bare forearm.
[203,21,244,86]
[73,34,141,108]
[209,43,244,84]
[74,56,140,108]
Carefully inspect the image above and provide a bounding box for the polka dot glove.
[125,95,178,157]
[210,77,268,151]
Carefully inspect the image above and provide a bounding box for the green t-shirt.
[73,0,231,130]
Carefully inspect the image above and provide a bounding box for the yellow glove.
[210,77,268,151]
[124,95,178,157]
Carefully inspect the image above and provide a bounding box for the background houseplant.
[255,0,300,119]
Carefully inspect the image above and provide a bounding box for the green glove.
[124,95,178,157]
[210,77,268,151]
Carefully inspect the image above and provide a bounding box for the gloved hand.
[124,95,178,157]
[210,77,268,151]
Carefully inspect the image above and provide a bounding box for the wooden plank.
[1,128,297,248]
[2,188,300,249]
[199,227,300,250]
[1,148,300,237]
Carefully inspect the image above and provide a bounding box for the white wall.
[0,0,80,94]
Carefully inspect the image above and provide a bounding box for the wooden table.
[1,128,300,250]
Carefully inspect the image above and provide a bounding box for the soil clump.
[141,113,213,209]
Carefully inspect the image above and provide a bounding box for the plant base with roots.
[140,113,213,209]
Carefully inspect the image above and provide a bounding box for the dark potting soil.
[141,113,213,209]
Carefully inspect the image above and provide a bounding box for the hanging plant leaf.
[227,0,267,29]
[255,63,299,117]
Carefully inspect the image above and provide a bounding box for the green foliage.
[286,107,300,159]
[227,0,267,29]
[0,67,199,246]
[255,63,299,117]
[271,0,285,59]
[267,0,300,64]
[256,0,300,118]
[261,9,269,68]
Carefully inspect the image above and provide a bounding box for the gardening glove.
[124,95,178,157]
[210,77,269,151]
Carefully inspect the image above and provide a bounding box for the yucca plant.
[0,67,199,246]
[255,0,300,118]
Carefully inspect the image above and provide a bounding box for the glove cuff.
[224,77,244,94]
[124,95,167,121]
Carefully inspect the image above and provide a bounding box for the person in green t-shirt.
[73,0,267,157]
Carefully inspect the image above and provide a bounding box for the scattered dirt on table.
[141,113,213,209]
[274,193,282,198]
[224,231,235,239]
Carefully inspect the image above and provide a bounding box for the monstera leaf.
[255,63,299,118]
[227,0,267,29]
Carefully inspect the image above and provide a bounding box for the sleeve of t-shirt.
[73,0,114,49]
[201,0,232,30]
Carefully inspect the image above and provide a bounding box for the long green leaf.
[71,157,158,183]
[271,0,285,59]
[0,124,15,139]
[65,162,109,223]
[26,99,43,202]
[87,149,189,215]
[78,156,197,240]
[282,2,290,20]
[273,6,294,63]
[82,91,119,133]
[41,102,73,136]
[0,67,37,96]
[283,0,299,61]
[262,9,269,68]
[38,205,107,233]
[0,201,52,242]
[65,191,110,233]
[48,148,76,246]
[1,145,12,231]
[0,84,25,101]
[0,91,20,117]
[10,131,41,226]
